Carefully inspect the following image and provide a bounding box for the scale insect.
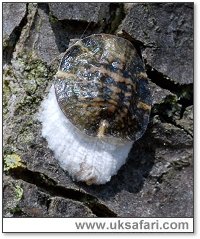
[39,34,152,185]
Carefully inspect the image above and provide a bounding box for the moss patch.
[14,185,24,201]
[4,154,25,171]
[3,50,55,157]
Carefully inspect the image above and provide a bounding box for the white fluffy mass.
[38,85,133,185]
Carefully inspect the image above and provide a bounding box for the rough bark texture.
[3,3,193,218]
[121,3,193,85]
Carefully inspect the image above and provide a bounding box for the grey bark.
[3,2,193,218]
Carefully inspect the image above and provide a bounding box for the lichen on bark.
[3,2,193,218]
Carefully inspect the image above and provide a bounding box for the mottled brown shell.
[54,34,152,141]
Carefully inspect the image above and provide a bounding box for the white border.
[3,218,193,233]
[1,0,198,237]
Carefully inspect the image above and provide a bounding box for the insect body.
[54,34,151,142]
[40,34,152,185]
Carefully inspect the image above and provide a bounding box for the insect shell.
[39,34,152,185]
